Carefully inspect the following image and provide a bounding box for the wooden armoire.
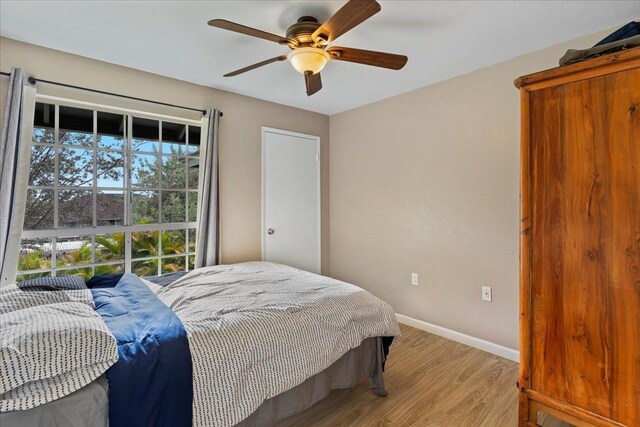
[515,48,640,427]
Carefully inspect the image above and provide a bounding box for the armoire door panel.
[530,85,567,401]
[558,77,611,417]
[529,69,640,426]
[604,68,640,426]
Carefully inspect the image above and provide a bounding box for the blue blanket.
[88,274,193,427]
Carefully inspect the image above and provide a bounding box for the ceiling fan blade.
[208,19,290,45]
[312,0,381,43]
[327,47,407,70]
[224,55,288,77]
[304,72,322,96]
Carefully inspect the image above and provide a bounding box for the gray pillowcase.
[18,276,87,291]
[1,276,94,314]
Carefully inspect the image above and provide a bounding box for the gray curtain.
[195,108,220,268]
[0,68,37,285]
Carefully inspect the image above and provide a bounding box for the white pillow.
[1,276,94,314]
[0,292,118,411]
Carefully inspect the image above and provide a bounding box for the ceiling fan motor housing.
[286,16,323,46]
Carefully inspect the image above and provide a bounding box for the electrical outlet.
[411,273,419,286]
[482,286,492,301]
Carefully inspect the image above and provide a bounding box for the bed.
[0,262,400,427]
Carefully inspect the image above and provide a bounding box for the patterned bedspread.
[0,278,118,412]
[155,262,400,427]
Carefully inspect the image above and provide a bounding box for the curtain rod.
[0,71,222,117]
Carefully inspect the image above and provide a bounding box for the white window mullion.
[157,119,162,276]
[53,105,59,230]
[125,231,132,274]
[125,114,132,227]
[157,227,163,276]
[51,236,57,277]
[125,115,133,274]
[91,235,95,265]
[158,120,163,229]
[185,125,189,226]
[92,110,98,229]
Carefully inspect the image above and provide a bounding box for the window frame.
[19,95,204,279]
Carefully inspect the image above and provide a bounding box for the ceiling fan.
[208,0,408,96]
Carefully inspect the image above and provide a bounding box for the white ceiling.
[1,1,638,115]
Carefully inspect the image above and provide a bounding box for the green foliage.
[94,264,124,276]
[57,268,93,281]
[162,153,186,189]
[132,258,158,276]
[18,249,50,271]
[131,193,159,225]
[161,257,185,274]
[15,271,50,282]
[95,233,125,262]
[162,231,186,255]
[57,243,92,267]
[161,192,186,223]
[132,230,159,258]
[134,152,188,224]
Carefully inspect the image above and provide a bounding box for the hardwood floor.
[276,324,572,427]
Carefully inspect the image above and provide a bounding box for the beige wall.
[0,37,330,274]
[329,28,615,350]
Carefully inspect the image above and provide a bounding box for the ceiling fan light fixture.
[288,47,330,75]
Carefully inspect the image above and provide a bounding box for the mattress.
[0,337,386,427]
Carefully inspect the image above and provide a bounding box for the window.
[17,101,202,281]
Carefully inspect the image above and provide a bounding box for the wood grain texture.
[207,19,290,45]
[312,0,381,43]
[327,47,408,70]
[519,86,533,427]
[223,55,287,77]
[605,68,640,425]
[275,324,550,427]
[519,48,640,427]
[305,72,322,96]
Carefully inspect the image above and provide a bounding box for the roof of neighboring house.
[23,240,87,254]
[58,192,124,226]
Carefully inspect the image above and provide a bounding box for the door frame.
[261,127,321,273]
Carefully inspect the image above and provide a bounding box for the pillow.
[0,299,118,411]
[143,271,189,287]
[1,276,94,314]
[18,275,86,291]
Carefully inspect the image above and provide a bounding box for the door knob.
[267,228,275,235]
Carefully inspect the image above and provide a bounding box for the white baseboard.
[395,313,520,362]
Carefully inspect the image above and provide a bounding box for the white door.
[262,128,320,274]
